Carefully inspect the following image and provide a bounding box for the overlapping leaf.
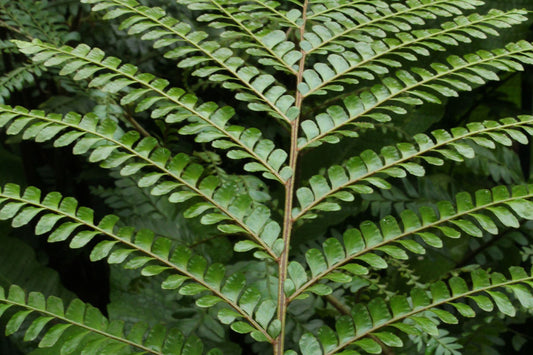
[0,285,207,354]
[303,0,484,56]
[299,41,533,149]
[231,0,302,28]
[287,184,533,300]
[0,184,275,342]
[181,0,302,72]
[0,0,77,45]
[2,0,533,353]
[295,116,533,219]
[0,64,43,104]
[14,39,291,182]
[82,0,299,121]
[300,9,528,97]
[298,267,533,354]
[307,0,389,22]
[0,105,282,258]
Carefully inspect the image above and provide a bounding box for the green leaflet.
[180,0,301,71]
[289,184,533,300]
[13,39,291,182]
[2,0,533,354]
[305,0,485,55]
[0,285,205,354]
[0,0,77,47]
[0,105,281,258]
[299,42,533,149]
[0,183,273,341]
[295,116,533,219]
[300,9,528,97]
[82,0,299,122]
[0,63,43,105]
[300,267,533,355]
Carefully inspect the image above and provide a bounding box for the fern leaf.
[0,284,206,354]
[288,184,533,300]
[0,184,275,342]
[2,0,533,353]
[425,330,463,355]
[13,39,291,182]
[82,0,299,120]
[299,267,533,354]
[300,9,528,97]
[307,0,389,21]
[180,0,302,73]
[295,116,533,219]
[303,0,484,56]
[299,41,533,149]
[0,63,43,104]
[0,105,281,258]
[0,0,77,44]
[237,0,302,28]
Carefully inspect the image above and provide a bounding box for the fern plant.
[1,0,533,354]
[0,0,82,105]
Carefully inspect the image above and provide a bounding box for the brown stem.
[274,1,309,354]
[324,294,349,314]
[125,111,151,138]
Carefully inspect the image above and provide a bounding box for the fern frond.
[299,41,533,149]
[238,0,302,28]
[82,0,299,120]
[0,284,206,354]
[2,1,532,353]
[94,175,177,223]
[424,330,463,355]
[295,116,533,219]
[300,9,528,97]
[0,63,43,103]
[287,184,533,300]
[0,184,275,342]
[0,0,76,44]
[0,39,18,52]
[13,39,291,182]
[307,0,388,21]
[303,0,483,56]
[298,267,533,354]
[0,105,281,258]
[180,0,302,73]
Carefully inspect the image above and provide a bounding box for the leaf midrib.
[306,0,461,55]
[0,106,277,259]
[249,0,299,27]
[0,191,274,342]
[209,0,299,74]
[109,0,295,122]
[304,9,520,97]
[327,274,533,354]
[290,190,533,301]
[295,117,533,219]
[32,40,286,183]
[1,296,160,354]
[300,43,532,149]
[307,0,376,20]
